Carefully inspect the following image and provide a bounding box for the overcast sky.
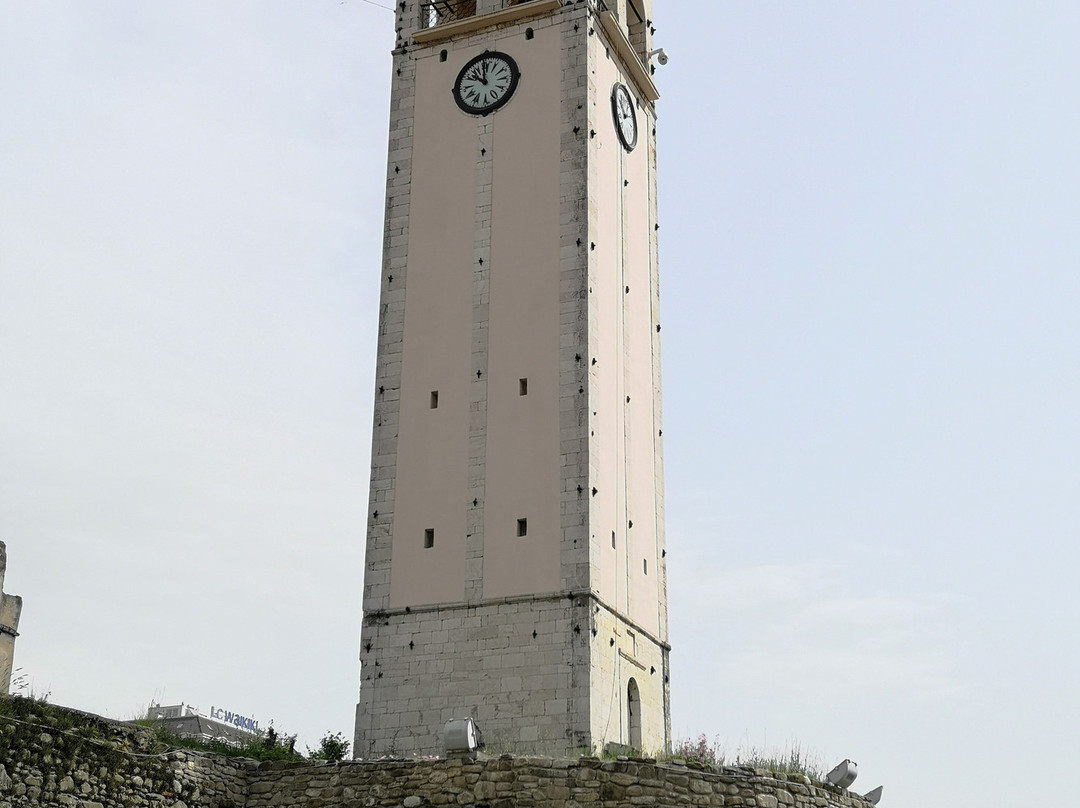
[2,2,1077,806]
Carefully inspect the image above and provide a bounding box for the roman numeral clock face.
[612,83,638,152]
[453,52,521,116]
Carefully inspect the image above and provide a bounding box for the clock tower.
[355,0,668,758]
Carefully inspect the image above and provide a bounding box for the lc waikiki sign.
[209,706,261,735]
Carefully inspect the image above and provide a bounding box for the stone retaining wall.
[0,701,250,808]
[0,701,873,808]
[246,757,874,808]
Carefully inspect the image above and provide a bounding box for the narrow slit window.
[519,378,528,396]
[430,391,439,409]
[424,528,435,549]
[611,530,616,549]
[517,518,528,537]
[643,558,648,575]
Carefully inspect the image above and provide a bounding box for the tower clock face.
[453,52,521,116]
[611,83,638,152]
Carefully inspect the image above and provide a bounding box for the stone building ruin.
[0,541,23,695]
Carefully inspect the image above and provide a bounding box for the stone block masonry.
[355,592,670,759]
[1,700,877,808]
[354,595,591,758]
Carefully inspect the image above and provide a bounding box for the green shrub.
[307,731,350,762]
[138,721,304,762]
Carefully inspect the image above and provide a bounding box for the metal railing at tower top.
[420,0,476,30]
[419,0,545,30]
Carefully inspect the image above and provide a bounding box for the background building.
[146,703,264,746]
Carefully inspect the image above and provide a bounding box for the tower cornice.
[593,9,659,103]
[361,589,671,651]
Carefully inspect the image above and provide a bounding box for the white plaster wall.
[591,52,626,613]
[623,98,660,638]
[388,50,477,608]
[482,26,564,600]
[588,45,661,637]
[583,26,669,753]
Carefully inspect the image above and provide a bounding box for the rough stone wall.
[1,702,875,808]
[0,701,251,808]
[247,757,876,808]
[0,542,23,696]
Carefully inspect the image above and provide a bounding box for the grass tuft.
[138,720,307,762]
[662,734,823,780]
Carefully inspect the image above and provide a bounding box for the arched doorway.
[627,678,642,750]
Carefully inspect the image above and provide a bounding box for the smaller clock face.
[453,52,521,116]
[611,83,638,152]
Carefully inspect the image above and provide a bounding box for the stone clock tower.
[355,0,668,758]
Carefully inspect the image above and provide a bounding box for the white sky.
[2,2,1077,805]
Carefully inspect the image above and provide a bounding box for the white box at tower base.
[444,717,483,758]
[355,0,670,758]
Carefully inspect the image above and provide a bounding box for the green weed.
[663,734,823,780]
